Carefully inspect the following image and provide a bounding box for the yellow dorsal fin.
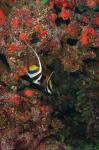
[29,65,38,71]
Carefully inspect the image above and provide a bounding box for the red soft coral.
[81,26,97,45]
[60,8,71,20]
[0,9,6,28]
[11,17,19,28]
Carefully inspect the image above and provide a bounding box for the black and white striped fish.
[27,49,42,85]
[45,72,54,95]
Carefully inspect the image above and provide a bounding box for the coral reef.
[0,0,99,149]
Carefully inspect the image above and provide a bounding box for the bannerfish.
[27,49,42,85]
[45,72,54,95]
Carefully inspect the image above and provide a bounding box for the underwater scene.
[0,0,99,150]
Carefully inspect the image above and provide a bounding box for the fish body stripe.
[33,73,42,85]
[28,72,36,79]
[28,71,42,84]
[28,68,39,75]
[46,86,52,95]
[48,79,53,92]
[49,80,53,90]
[46,76,53,95]
[28,69,42,79]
